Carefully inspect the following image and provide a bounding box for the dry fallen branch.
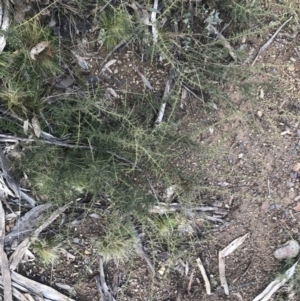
[219,233,249,295]
[252,16,293,66]
[0,201,12,301]
[11,271,75,301]
[9,202,71,270]
[5,204,52,250]
[196,257,211,295]
[252,261,298,301]
[95,256,116,301]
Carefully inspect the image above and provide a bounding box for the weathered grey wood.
[0,201,12,301]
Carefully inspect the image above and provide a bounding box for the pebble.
[274,240,300,260]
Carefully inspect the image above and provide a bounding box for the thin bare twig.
[155,69,175,124]
[252,16,293,66]
[196,257,211,295]
[0,133,91,149]
[207,24,237,62]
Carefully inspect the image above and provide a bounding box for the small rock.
[292,162,300,172]
[287,64,295,72]
[274,240,300,260]
[257,110,263,118]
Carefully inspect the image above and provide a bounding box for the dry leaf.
[287,64,295,72]
[23,120,29,135]
[29,41,49,60]
[31,116,41,138]
[261,200,269,213]
[293,203,300,212]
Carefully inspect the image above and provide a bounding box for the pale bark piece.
[196,257,211,295]
[30,41,49,60]
[135,68,153,90]
[20,191,36,208]
[9,238,30,271]
[55,283,76,296]
[219,233,249,295]
[0,0,10,54]
[101,59,116,73]
[219,253,228,295]
[252,261,298,301]
[155,69,174,124]
[11,271,75,301]
[31,116,42,138]
[0,276,29,301]
[0,148,20,199]
[0,201,12,301]
[151,0,158,43]
[220,233,249,257]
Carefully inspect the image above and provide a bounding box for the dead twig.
[11,271,75,301]
[252,261,298,301]
[150,0,158,44]
[196,257,211,295]
[100,40,127,71]
[0,133,92,150]
[0,148,20,199]
[207,24,237,62]
[219,233,249,295]
[95,256,116,301]
[252,16,293,66]
[155,69,176,124]
[187,268,195,295]
[0,201,12,301]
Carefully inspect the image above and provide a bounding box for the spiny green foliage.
[32,238,61,266]
[97,218,137,262]
[98,6,133,50]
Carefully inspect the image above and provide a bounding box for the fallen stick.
[9,202,71,270]
[151,0,158,44]
[252,16,293,66]
[0,201,12,301]
[0,133,91,149]
[196,257,211,295]
[252,261,298,301]
[207,24,237,62]
[95,256,116,301]
[11,271,75,301]
[219,233,249,295]
[155,69,175,124]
